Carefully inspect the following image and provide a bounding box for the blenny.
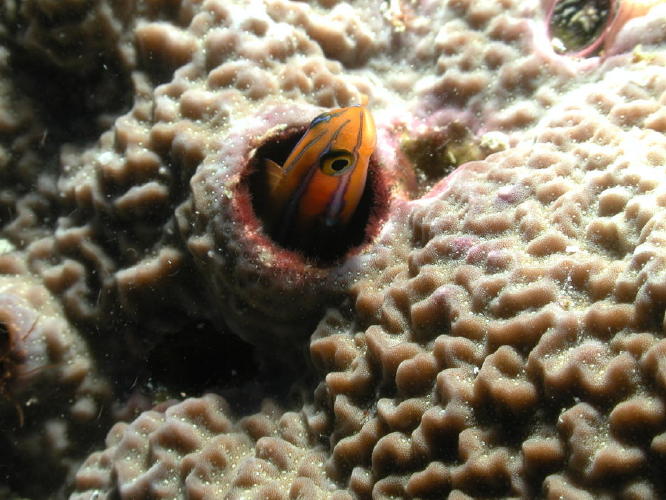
[264,101,376,251]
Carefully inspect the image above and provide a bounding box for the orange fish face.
[265,103,376,247]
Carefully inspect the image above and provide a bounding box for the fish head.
[266,103,377,245]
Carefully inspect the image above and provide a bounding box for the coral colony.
[1,0,666,497]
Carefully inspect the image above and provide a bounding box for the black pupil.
[331,158,348,171]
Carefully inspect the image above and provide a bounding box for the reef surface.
[2,0,666,498]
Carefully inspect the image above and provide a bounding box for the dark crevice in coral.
[95,214,171,267]
[137,56,183,88]
[0,321,27,430]
[247,126,388,265]
[6,43,133,147]
[0,428,65,498]
[402,121,488,198]
[0,321,9,354]
[0,379,109,499]
[145,322,256,394]
[94,272,314,409]
[132,319,314,415]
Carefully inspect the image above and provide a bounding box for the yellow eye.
[320,151,355,176]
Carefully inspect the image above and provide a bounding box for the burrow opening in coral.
[246,126,389,264]
[145,321,256,400]
[0,321,28,429]
[547,0,613,55]
[401,121,493,198]
[143,320,314,413]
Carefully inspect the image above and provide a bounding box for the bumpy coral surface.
[1,0,666,498]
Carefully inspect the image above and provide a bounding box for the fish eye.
[547,0,613,54]
[320,150,355,176]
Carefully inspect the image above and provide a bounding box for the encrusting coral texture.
[1,0,666,497]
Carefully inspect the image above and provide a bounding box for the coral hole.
[0,321,9,354]
[0,322,10,384]
[546,0,613,55]
[400,122,507,198]
[0,320,25,427]
[246,126,388,264]
[0,321,20,381]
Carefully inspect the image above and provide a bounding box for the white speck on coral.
[98,151,114,164]
[0,238,15,254]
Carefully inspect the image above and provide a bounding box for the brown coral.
[0,254,110,496]
[72,395,342,499]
